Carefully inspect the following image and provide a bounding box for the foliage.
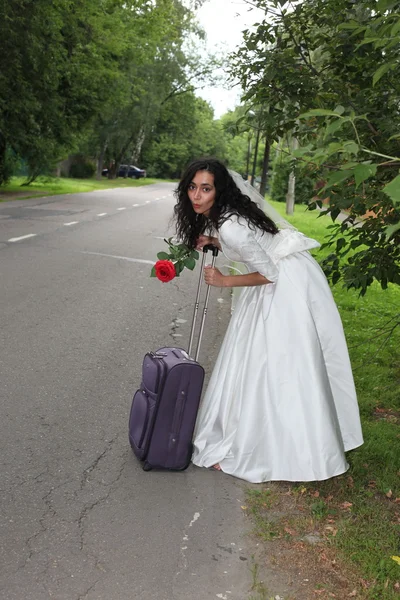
[0,0,214,184]
[270,144,316,204]
[0,0,124,183]
[69,157,96,179]
[232,0,400,294]
[142,94,225,178]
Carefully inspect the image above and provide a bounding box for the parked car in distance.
[101,164,146,179]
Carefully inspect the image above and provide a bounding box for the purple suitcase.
[129,244,219,471]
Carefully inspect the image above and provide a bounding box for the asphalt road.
[0,184,253,600]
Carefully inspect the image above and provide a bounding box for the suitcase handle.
[202,244,219,257]
[187,244,219,360]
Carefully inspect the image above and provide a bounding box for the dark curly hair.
[174,158,279,249]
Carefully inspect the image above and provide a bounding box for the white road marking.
[80,251,154,265]
[189,512,200,527]
[133,204,139,207]
[64,221,79,226]
[8,234,37,242]
[145,200,151,204]
[117,207,126,211]
[97,213,107,216]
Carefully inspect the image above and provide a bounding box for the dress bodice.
[218,214,320,282]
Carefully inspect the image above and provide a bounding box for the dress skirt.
[192,251,363,483]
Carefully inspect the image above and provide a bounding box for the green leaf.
[150,266,156,277]
[191,250,200,260]
[325,119,347,138]
[340,162,359,170]
[334,105,345,115]
[300,109,343,119]
[354,163,378,187]
[391,19,400,36]
[184,257,196,270]
[324,170,353,189]
[292,144,314,157]
[377,0,398,12]
[175,261,184,276]
[383,174,400,206]
[373,63,393,86]
[157,251,170,260]
[342,141,360,155]
[356,37,381,48]
[327,142,345,156]
[338,22,362,30]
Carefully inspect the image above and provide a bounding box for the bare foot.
[211,463,222,471]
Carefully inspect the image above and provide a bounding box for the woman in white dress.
[174,158,363,484]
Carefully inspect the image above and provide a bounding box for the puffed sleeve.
[219,216,279,282]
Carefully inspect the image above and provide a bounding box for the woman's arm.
[204,266,272,288]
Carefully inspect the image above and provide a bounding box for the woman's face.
[187,170,216,217]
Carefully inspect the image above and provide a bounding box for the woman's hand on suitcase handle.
[204,265,225,287]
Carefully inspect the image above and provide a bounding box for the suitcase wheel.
[143,462,152,472]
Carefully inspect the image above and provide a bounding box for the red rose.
[154,259,176,283]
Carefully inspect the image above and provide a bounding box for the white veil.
[228,170,296,230]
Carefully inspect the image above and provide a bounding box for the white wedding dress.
[192,215,364,483]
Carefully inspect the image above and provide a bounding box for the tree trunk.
[0,133,7,185]
[130,127,145,164]
[286,171,296,215]
[259,138,270,198]
[251,127,261,187]
[285,138,298,215]
[108,162,119,179]
[96,141,107,179]
[108,131,138,179]
[245,134,252,180]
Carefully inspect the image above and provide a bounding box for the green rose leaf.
[157,251,170,260]
[184,258,196,271]
[150,266,156,277]
[175,261,184,276]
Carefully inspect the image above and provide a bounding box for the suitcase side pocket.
[129,389,154,458]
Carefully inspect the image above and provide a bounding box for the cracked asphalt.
[0,184,253,600]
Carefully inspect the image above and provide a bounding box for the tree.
[231,0,400,294]
[0,0,126,183]
[142,94,225,178]
[88,0,215,179]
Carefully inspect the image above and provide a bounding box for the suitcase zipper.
[169,370,190,453]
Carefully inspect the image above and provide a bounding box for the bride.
[174,158,363,484]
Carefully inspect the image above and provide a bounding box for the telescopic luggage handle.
[188,244,219,361]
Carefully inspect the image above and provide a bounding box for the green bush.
[69,157,96,179]
[0,147,20,185]
[270,152,316,204]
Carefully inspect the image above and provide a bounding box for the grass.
[247,200,400,599]
[0,175,160,200]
